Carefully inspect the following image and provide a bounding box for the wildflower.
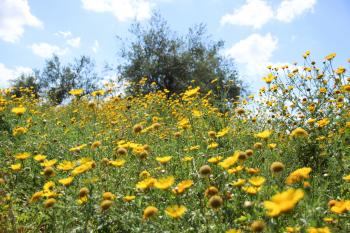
[329,200,350,214]
[182,156,193,162]
[30,191,43,203]
[286,167,312,185]
[143,206,158,220]
[79,187,89,198]
[44,198,57,208]
[156,156,172,164]
[325,53,336,61]
[343,174,350,181]
[208,131,216,138]
[231,179,246,187]
[242,186,261,195]
[11,163,21,171]
[218,152,239,169]
[263,74,276,84]
[136,177,156,190]
[208,195,223,209]
[335,66,346,75]
[253,142,263,149]
[251,220,266,232]
[11,106,26,116]
[71,162,94,176]
[165,205,187,218]
[317,118,330,128]
[245,149,253,157]
[15,152,30,160]
[57,161,75,171]
[217,127,230,137]
[270,162,285,173]
[199,165,212,176]
[154,176,175,190]
[173,180,193,194]
[183,87,200,99]
[248,176,266,187]
[43,167,55,177]
[133,124,143,133]
[91,141,101,149]
[307,227,331,233]
[254,130,272,140]
[12,127,28,136]
[58,177,74,187]
[207,142,219,149]
[139,170,151,178]
[123,195,136,202]
[263,188,304,217]
[208,156,223,164]
[117,147,127,155]
[205,186,219,197]
[100,200,113,211]
[69,89,84,96]
[109,159,126,167]
[226,229,242,233]
[40,159,57,167]
[291,128,308,137]
[91,90,105,96]
[268,143,277,149]
[34,154,47,162]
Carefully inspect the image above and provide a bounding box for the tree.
[38,55,100,104]
[11,73,40,98]
[118,13,242,100]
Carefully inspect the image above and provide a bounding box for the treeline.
[11,13,243,105]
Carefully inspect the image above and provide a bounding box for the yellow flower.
[291,128,308,137]
[15,152,31,160]
[57,161,75,171]
[123,195,136,202]
[11,106,26,116]
[329,200,350,214]
[231,179,246,187]
[91,141,101,149]
[183,87,200,99]
[71,162,94,176]
[263,73,276,84]
[207,142,218,149]
[154,176,175,190]
[156,156,172,164]
[286,167,312,185]
[192,109,203,117]
[173,180,193,194]
[165,205,187,218]
[254,130,272,140]
[143,206,158,220]
[242,186,261,195]
[91,90,105,96]
[30,191,43,203]
[40,159,57,167]
[263,188,304,217]
[226,230,242,233]
[317,118,330,128]
[307,227,331,233]
[343,174,350,181]
[136,177,156,190]
[268,143,277,149]
[11,163,22,171]
[248,176,266,187]
[335,66,346,75]
[34,154,47,162]
[218,151,239,169]
[12,127,28,136]
[181,156,193,162]
[208,156,223,164]
[58,177,74,186]
[325,53,336,61]
[69,89,84,96]
[216,127,230,137]
[109,159,126,167]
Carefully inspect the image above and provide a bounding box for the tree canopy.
[118,13,242,100]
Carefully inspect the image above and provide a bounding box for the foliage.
[118,13,242,101]
[0,52,350,232]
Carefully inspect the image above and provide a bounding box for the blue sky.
[0,0,349,91]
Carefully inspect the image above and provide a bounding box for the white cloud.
[55,31,72,38]
[0,0,43,43]
[220,0,273,29]
[30,43,69,58]
[67,37,81,48]
[81,0,154,21]
[92,40,100,53]
[226,33,278,76]
[0,63,33,88]
[276,0,316,22]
